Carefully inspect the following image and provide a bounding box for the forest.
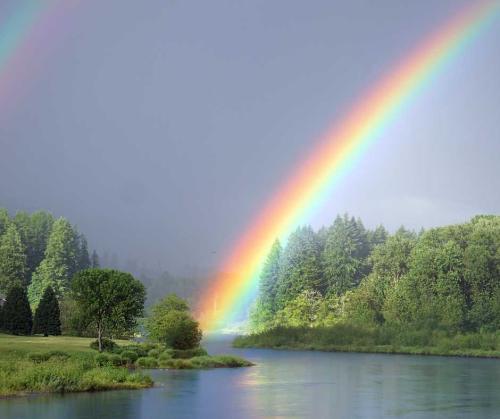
[241,214,500,354]
[0,208,98,308]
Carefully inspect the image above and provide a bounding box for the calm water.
[1,338,500,418]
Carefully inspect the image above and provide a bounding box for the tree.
[29,218,78,307]
[28,211,54,279]
[33,286,61,336]
[91,250,100,268]
[250,240,282,329]
[275,226,323,309]
[274,289,323,327]
[0,224,27,293]
[3,285,32,335]
[321,215,369,296]
[146,294,202,349]
[76,234,91,271]
[0,208,10,237]
[72,269,146,351]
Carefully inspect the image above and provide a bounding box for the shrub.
[148,349,160,358]
[158,350,174,361]
[172,347,208,359]
[121,350,139,364]
[159,358,194,369]
[108,354,123,366]
[121,345,148,357]
[94,353,111,366]
[90,338,117,352]
[136,357,158,368]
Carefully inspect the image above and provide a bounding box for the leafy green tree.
[28,218,78,307]
[275,226,323,309]
[28,211,55,275]
[72,269,145,351]
[3,285,32,335]
[274,289,323,327]
[33,286,61,336]
[0,224,27,293]
[146,294,202,349]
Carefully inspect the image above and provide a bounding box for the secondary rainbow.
[0,0,77,114]
[197,1,500,331]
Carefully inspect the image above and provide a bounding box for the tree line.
[251,214,500,335]
[0,208,99,307]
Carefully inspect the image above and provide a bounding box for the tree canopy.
[72,268,146,351]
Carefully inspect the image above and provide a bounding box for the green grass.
[233,325,500,359]
[0,334,152,397]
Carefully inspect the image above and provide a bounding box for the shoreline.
[233,340,500,359]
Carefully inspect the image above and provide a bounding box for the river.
[1,337,499,418]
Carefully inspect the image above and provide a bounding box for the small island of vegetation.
[236,215,500,358]
[0,209,251,398]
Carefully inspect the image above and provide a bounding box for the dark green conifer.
[33,286,61,336]
[3,285,32,335]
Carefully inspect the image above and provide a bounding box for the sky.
[0,0,499,276]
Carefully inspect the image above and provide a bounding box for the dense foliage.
[33,286,62,336]
[2,285,33,335]
[146,294,202,349]
[0,208,97,309]
[250,215,500,337]
[72,269,146,351]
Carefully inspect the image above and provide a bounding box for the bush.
[94,353,111,366]
[172,347,208,359]
[159,358,194,369]
[90,338,117,352]
[121,345,148,357]
[121,350,139,364]
[148,349,160,358]
[108,354,123,366]
[158,349,174,361]
[136,357,159,368]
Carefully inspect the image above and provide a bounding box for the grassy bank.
[233,324,500,359]
[0,334,153,397]
[0,334,254,397]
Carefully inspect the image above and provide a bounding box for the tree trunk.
[98,324,103,352]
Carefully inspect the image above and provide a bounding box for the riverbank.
[0,334,253,397]
[0,334,153,397]
[233,325,500,359]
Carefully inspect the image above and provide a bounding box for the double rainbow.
[197,1,500,332]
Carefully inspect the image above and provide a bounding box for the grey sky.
[1,0,499,275]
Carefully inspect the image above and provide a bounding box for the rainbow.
[197,1,500,332]
[0,1,76,114]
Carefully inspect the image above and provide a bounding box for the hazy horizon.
[1,0,499,277]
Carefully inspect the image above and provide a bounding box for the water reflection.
[1,340,499,418]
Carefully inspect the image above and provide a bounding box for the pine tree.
[33,286,61,336]
[3,285,32,335]
[76,234,91,271]
[27,211,54,283]
[258,239,282,311]
[275,226,323,310]
[28,218,78,308]
[0,224,27,293]
[91,250,100,268]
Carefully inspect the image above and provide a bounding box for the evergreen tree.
[3,285,32,335]
[91,250,100,268]
[321,214,369,296]
[28,211,54,282]
[0,224,27,293]
[0,208,10,237]
[33,286,61,336]
[28,218,78,308]
[275,226,323,310]
[76,234,91,271]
